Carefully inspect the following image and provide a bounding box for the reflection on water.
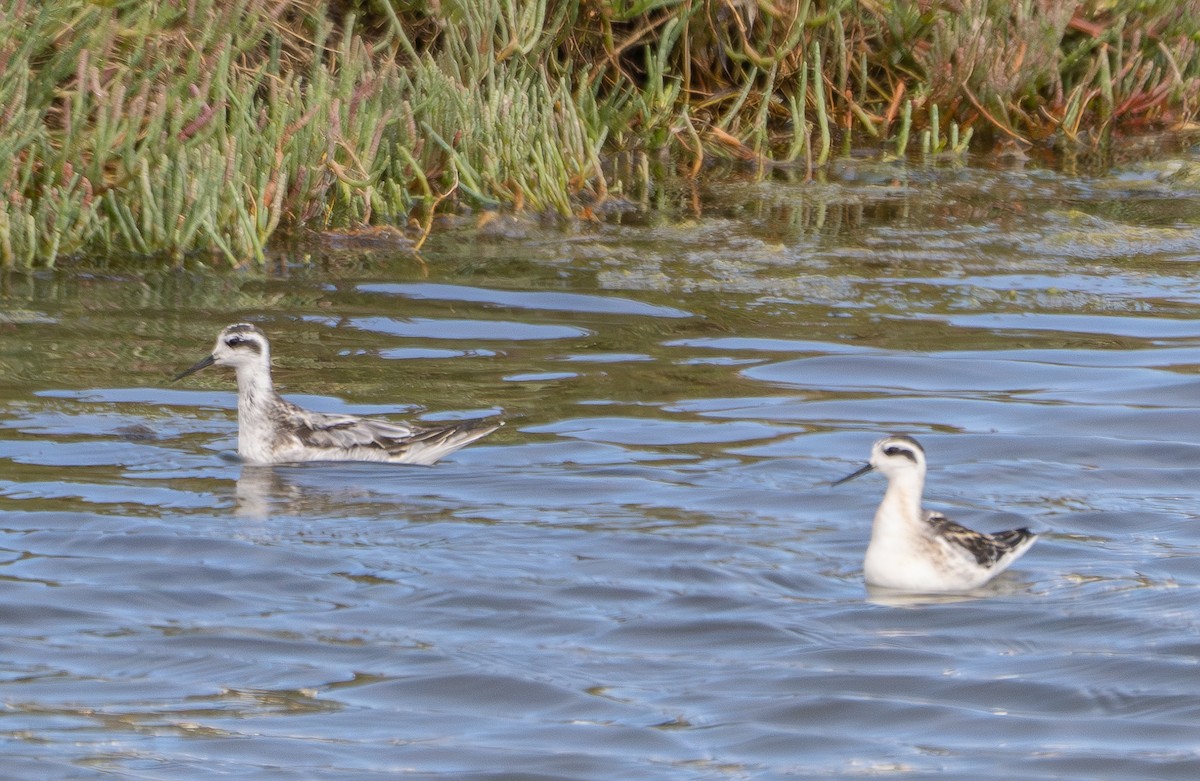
[863,578,1038,607]
[236,465,286,519]
[3,157,1200,779]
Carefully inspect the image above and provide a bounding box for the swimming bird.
[832,434,1036,592]
[173,323,500,464]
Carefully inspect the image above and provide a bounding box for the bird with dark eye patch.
[173,323,501,465]
[882,444,917,462]
[832,434,1037,593]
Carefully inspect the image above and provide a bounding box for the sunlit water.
[3,155,1200,779]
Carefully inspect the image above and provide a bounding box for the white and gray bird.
[173,323,500,465]
[833,434,1036,592]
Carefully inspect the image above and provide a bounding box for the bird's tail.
[392,418,502,465]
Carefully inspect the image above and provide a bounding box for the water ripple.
[2,160,1200,779]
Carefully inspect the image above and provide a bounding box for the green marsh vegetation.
[2,0,1199,267]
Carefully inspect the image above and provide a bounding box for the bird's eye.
[225,336,244,347]
[884,446,910,458]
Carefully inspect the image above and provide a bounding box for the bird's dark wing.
[926,511,1034,568]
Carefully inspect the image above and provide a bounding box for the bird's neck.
[234,364,276,407]
[874,471,926,532]
[233,364,281,461]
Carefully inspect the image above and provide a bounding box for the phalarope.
[173,323,501,465]
[833,434,1036,592]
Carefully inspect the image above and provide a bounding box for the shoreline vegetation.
[2,0,1199,267]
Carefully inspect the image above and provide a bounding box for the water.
[2,155,1200,779]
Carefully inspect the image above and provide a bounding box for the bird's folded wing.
[286,408,418,452]
[927,512,1004,567]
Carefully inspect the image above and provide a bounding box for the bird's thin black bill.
[831,462,874,487]
[171,354,215,382]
